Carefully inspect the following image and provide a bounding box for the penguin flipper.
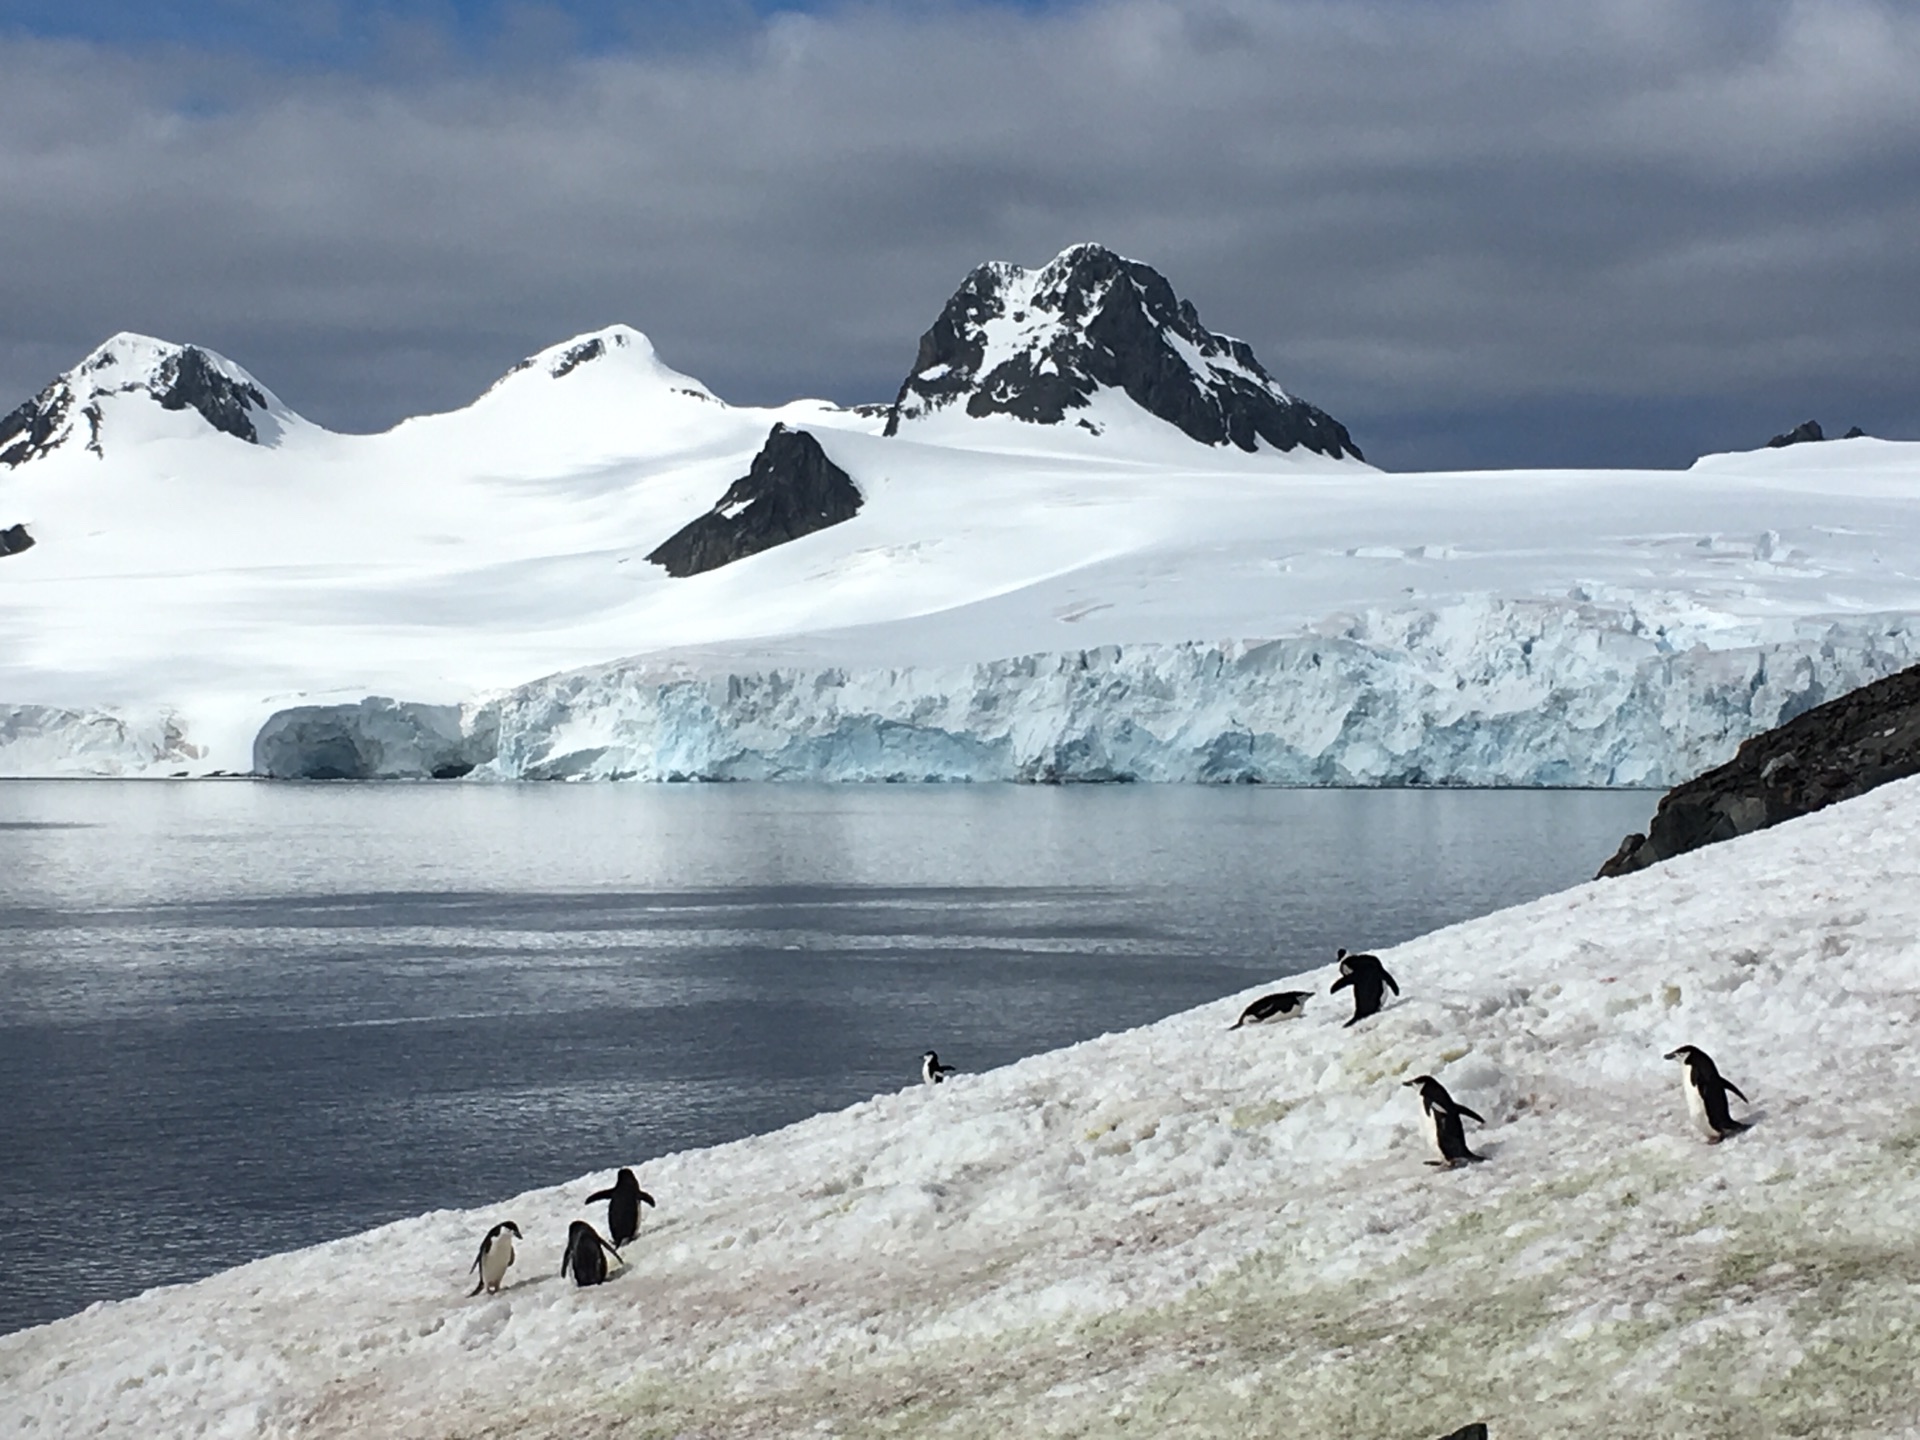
[585,1187,615,1204]
[1723,1081,1750,1105]
[638,1191,656,1208]
[1330,974,1352,993]
[1383,970,1401,996]
[1455,1104,1486,1126]
[468,1277,485,1297]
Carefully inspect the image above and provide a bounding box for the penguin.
[1664,1045,1750,1142]
[585,1167,656,1249]
[560,1220,624,1287]
[1330,947,1400,1027]
[1230,990,1312,1029]
[1403,1075,1485,1168]
[922,1050,959,1085]
[467,1220,521,1296]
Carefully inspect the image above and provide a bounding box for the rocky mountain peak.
[0,333,290,468]
[884,244,1361,460]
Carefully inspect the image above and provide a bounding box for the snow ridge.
[885,243,1362,459]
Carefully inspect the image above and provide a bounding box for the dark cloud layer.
[2,0,1916,469]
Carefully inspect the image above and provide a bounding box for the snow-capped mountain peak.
[0,332,303,467]
[885,243,1362,460]
[482,324,720,404]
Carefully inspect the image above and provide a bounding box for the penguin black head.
[1663,1045,1701,1063]
[492,1220,523,1241]
[1403,1074,1440,1093]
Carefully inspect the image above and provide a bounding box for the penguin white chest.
[481,1235,515,1290]
[1682,1072,1714,1137]
[1422,1104,1451,1162]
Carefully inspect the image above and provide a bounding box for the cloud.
[1,0,1916,468]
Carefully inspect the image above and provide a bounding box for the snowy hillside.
[6,775,1918,1436]
[3,246,1920,779]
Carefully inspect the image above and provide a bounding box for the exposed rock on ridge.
[1598,660,1920,877]
[886,243,1361,460]
[1767,418,1868,448]
[0,522,34,557]
[648,425,863,578]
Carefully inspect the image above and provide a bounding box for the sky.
[0,0,1915,471]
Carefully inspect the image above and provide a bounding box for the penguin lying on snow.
[1331,948,1399,1027]
[467,1220,521,1296]
[561,1220,625,1287]
[1230,990,1312,1029]
[1664,1045,1750,1142]
[922,1050,959,1085]
[586,1167,656,1249]
[1404,1075,1486,1168]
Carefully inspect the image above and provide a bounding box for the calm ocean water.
[0,780,1652,1334]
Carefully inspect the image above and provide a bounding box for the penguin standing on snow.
[922,1050,959,1085]
[1404,1075,1486,1168]
[1230,990,1312,1029]
[1664,1045,1751,1142]
[585,1168,656,1249]
[560,1220,625,1287]
[467,1220,521,1296]
[1331,948,1400,1027]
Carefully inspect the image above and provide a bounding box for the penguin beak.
[1662,1048,1683,1061]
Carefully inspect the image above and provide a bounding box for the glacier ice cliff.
[253,697,497,780]
[0,704,201,776]
[467,603,1920,785]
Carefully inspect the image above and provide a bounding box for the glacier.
[248,599,1920,786]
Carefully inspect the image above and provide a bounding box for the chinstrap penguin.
[1664,1045,1750,1142]
[467,1220,521,1296]
[1331,948,1400,1027]
[1230,990,1312,1029]
[561,1220,625,1287]
[1404,1075,1486,1168]
[922,1050,959,1085]
[586,1167,656,1248]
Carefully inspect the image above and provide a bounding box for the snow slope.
[3,303,1920,778]
[5,775,1918,1437]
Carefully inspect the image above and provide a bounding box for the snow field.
[5,778,1920,1437]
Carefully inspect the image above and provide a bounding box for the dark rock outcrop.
[1435,1427,1490,1440]
[1765,419,1869,449]
[0,522,33,557]
[647,424,862,578]
[885,243,1361,460]
[1598,662,1920,877]
[1767,419,1824,448]
[253,697,497,780]
[0,387,73,467]
[151,346,269,443]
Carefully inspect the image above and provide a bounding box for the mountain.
[0,333,305,467]
[884,243,1361,459]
